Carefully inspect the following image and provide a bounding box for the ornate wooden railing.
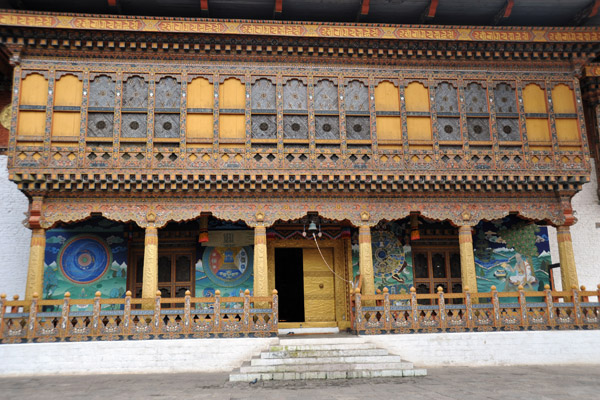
[0,289,278,343]
[353,285,600,334]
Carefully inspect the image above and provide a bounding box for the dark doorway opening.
[275,248,305,322]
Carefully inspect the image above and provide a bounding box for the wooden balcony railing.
[352,285,600,334]
[0,289,278,343]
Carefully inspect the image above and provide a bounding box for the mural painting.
[43,219,128,308]
[195,228,254,306]
[473,218,551,298]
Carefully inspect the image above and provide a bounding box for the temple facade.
[0,2,599,331]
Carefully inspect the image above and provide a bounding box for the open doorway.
[275,248,305,322]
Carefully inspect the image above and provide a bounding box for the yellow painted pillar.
[253,226,268,297]
[358,225,375,295]
[141,226,159,306]
[557,225,579,290]
[25,228,46,301]
[458,225,478,294]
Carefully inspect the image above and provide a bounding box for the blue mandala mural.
[201,246,253,288]
[58,235,112,284]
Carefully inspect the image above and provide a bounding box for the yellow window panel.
[551,84,576,114]
[54,74,83,107]
[556,119,580,143]
[219,78,245,109]
[407,116,432,141]
[187,114,214,139]
[376,116,401,141]
[523,84,547,114]
[17,111,46,136]
[219,114,245,139]
[525,118,550,143]
[20,73,48,106]
[52,112,81,137]
[374,81,400,112]
[405,82,430,112]
[188,77,214,109]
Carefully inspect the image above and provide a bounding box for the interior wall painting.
[195,228,254,304]
[473,217,551,296]
[43,218,128,308]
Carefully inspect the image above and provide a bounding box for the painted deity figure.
[508,253,537,287]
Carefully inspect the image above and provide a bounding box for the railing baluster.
[60,292,71,340]
[410,287,418,331]
[491,285,500,329]
[153,290,161,336]
[27,293,38,341]
[0,293,6,342]
[272,289,279,335]
[544,284,555,328]
[123,291,132,336]
[465,287,474,331]
[572,286,582,326]
[92,291,101,339]
[183,290,191,336]
[243,289,250,335]
[437,286,446,332]
[354,289,363,331]
[383,287,391,331]
[214,290,221,334]
[518,285,528,329]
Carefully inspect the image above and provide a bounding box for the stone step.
[278,337,367,346]
[250,354,405,366]
[240,360,414,373]
[269,343,378,352]
[230,368,428,382]
[262,348,390,358]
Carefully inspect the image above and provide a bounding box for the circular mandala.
[59,235,111,284]
[202,246,253,288]
[371,231,406,282]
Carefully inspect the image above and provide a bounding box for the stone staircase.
[229,336,426,381]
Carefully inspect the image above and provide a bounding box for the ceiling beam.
[491,0,514,25]
[357,0,370,22]
[572,0,600,26]
[274,0,283,19]
[419,0,439,24]
[200,0,209,17]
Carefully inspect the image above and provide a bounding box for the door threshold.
[278,327,340,336]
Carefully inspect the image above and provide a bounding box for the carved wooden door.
[303,248,335,322]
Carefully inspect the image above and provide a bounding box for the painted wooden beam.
[357,0,370,21]
[419,0,439,23]
[492,0,514,25]
[572,0,600,26]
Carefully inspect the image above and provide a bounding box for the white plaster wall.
[0,337,278,376]
[365,330,600,367]
[0,155,31,298]
[548,158,600,291]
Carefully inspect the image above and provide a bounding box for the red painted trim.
[275,0,283,13]
[589,0,600,18]
[361,0,370,16]
[427,0,439,18]
[503,0,514,18]
[200,0,209,11]
[107,0,117,7]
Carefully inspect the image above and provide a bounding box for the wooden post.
[214,289,221,334]
[557,225,579,291]
[123,291,132,336]
[26,293,38,341]
[358,225,375,297]
[253,226,269,298]
[243,289,250,334]
[410,287,419,331]
[272,289,279,334]
[183,290,191,336]
[544,284,556,328]
[459,226,478,296]
[153,290,161,336]
[92,291,101,338]
[354,288,363,331]
[437,286,446,331]
[491,285,501,329]
[0,293,6,341]
[465,287,474,330]
[59,292,71,339]
[518,285,528,328]
[141,227,159,309]
[383,287,391,331]
[25,228,46,302]
[572,286,582,326]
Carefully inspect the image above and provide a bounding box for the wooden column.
[557,225,579,291]
[358,225,375,295]
[253,226,268,297]
[459,225,478,294]
[25,228,46,301]
[141,226,158,307]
